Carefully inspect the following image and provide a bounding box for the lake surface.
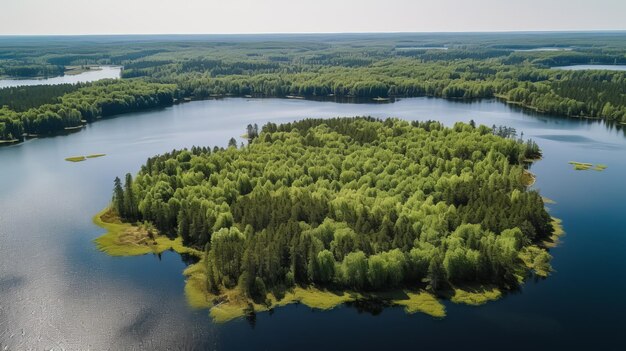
[0,66,121,88]
[513,47,573,52]
[1,97,625,350]
[552,64,626,71]
[396,46,448,50]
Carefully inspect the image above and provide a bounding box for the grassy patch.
[202,285,448,323]
[65,156,86,162]
[568,161,605,171]
[183,259,211,309]
[542,217,565,248]
[392,290,446,317]
[594,164,607,171]
[450,286,502,306]
[92,207,202,257]
[282,287,355,310]
[66,154,106,162]
[86,153,106,158]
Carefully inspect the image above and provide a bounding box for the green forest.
[0,80,176,140]
[110,118,553,302]
[2,32,626,143]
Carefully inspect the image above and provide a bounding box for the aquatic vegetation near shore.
[95,206,566,323]
[594,164,608,171]
[65,154,106,162]
[569,161,607,171]
[170,247,448,322]
[65,156,86,162]
[93,208,201,257]
[94,210,460,322]
[86,153,106,158]
[450,286,502,306]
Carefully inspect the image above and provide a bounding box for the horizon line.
[1,29,626,37]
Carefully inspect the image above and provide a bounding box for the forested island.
[2,33,626,143]
[95,117,561,322]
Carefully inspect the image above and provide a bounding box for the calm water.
[513,47,573,52]
[395,47,448,50]
[0,66,122,88]
[552,64,626,71]
[1,98,625,350]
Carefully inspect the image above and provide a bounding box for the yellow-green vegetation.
[450,286,502,306]
[180,257,446,322]
[542,217,565,248]
[391,290,446,317]
[65,156,86,162]
[277,287,355,310]
[569,161,593,170]
[594,164,608,171]
[93,208,202,257]
[542,196,557,204]
[86,153,106,158]
[200,284,447,323]
[183,259,211,309]
[65,154,106,162]
[568,161,607,171]
[521,169,536,186]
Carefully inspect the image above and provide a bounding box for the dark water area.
[0,97,625,350]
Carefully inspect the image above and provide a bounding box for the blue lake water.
[0,97,625,350]
[513,47,573,52]
[0,66,121,88]
[552,64,626,71]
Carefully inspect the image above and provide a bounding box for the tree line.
[3,35,626,142]
[0,80,176,141]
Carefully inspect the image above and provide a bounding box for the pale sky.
[1,0,625,35]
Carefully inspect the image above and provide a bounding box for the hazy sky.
[1,0,625,35]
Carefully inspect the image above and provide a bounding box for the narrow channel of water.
[0,65,122,88]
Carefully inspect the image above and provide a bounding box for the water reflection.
[0,97,625,349]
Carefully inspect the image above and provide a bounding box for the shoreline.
[93,198,563,323]
[3,94,624,149]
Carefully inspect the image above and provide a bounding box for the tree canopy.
[3,34,626,143]
[112,118,554,299]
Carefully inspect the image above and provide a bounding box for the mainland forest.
[2,32,626,142]
[108,118,553,304]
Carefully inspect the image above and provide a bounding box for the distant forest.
[2,32,626,141]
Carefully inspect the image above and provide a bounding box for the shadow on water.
[0,275,25,291]
[345,298,390,316]
[180,252,201,266]
[118,308,160,341]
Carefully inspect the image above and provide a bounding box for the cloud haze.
[1,0,625,35]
